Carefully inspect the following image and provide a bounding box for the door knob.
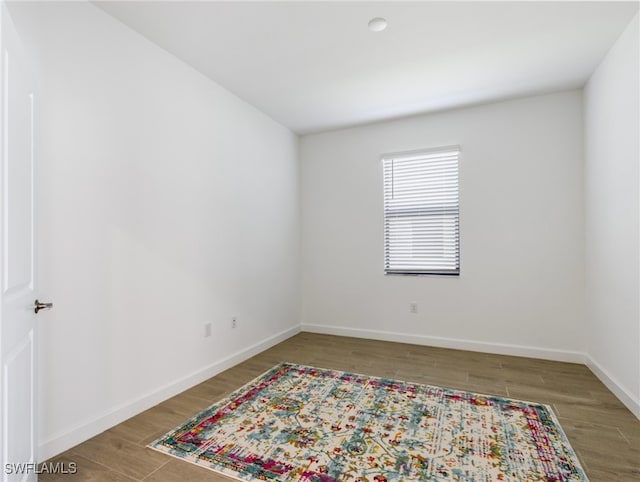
[34,299,53,314]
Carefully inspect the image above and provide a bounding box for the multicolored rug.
[148,362,588,481]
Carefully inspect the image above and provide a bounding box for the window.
[382,146,460,275]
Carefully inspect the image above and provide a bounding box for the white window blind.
[382,146,460,275]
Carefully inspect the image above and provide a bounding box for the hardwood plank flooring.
[41,333,640,481]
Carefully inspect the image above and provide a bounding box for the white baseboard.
[302,324,640,420]
[38,324,301,462]
[301,323,587,363]
[586,356,640,420]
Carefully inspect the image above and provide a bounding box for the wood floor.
[42,332,640,481]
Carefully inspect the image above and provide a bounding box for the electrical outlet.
[232,317,237,329]
[204,322,212,338]
[409,302,418,314]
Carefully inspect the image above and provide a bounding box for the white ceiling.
[95,1,639,134]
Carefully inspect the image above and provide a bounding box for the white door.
[0,4,41,481]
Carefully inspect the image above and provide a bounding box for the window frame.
[381,145,461,277]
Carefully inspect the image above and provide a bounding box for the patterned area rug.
[148,362,588,481]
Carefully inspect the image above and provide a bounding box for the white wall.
[9,2,300,459]
[301,91,585,360]
[584,13,639,417]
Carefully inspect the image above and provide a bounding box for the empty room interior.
[1,1,639,481]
